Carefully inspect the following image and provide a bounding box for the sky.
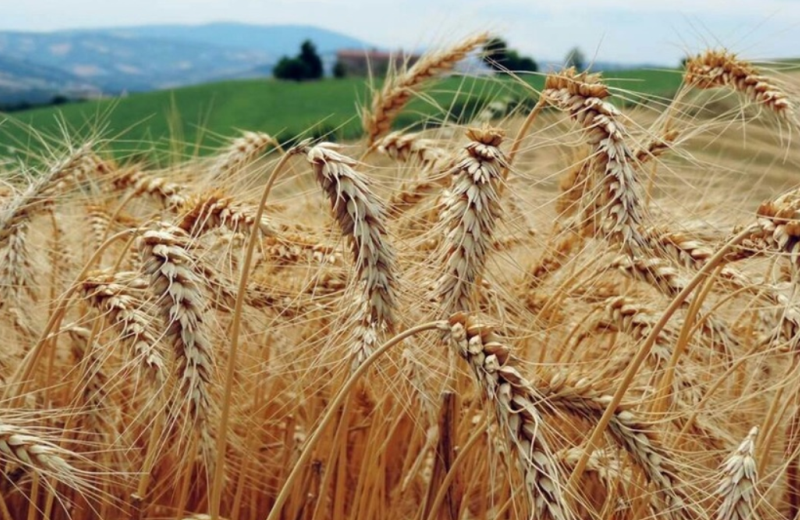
[3,0,800,65]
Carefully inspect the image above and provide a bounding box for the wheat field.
[2,35,800,520]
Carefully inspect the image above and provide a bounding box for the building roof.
[336,49,420,60]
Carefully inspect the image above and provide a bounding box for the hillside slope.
[0,68,682,160]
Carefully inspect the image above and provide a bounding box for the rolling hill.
[0,67,683,161]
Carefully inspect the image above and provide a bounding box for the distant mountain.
[0,30,271,93]
[93,23,370,59]
[0,24,372,104]
[0,54,97,106]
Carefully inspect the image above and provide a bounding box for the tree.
[273,39,323,81]
[274,56,310,82]
[515,56,538,72]
[299,40,324,80]
[482,37,538,73]
[333,60,348,79]
[482,37,510,71]
[565,47,586,71]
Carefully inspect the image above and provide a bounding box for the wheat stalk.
[67,326,115,433]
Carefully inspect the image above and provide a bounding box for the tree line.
[273,37,589,81]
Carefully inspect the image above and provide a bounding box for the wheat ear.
[178,190,274,237]
[0,219,35,309]
[0,422,80,484]
[210,131,275,181]
[540,373,690,517]
[611,254,738,355]
[377,131,448,167]
[137,223,216,458]
[0,148,95,307]
[363,33,489,145]
[110,166,187,208]
[716,427,759,520]
[306,143,396,370]
[685,50,793,119]
[81,271,166,385]
[448,313,569,520]
[437,127,506,315]
[543,69,646,250]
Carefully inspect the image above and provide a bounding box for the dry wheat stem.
[67,326,114,433]
[210,146,302,519]
[264,320,448,520]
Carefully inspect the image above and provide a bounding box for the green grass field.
[0,67,683,163]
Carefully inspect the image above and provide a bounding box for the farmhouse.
[335,49,421,76]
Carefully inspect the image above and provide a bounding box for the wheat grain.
[178,190,274,237]
[210,131,275,181]
[0,422,79,483]
[110,166,187,208]
[376,131,448,167]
